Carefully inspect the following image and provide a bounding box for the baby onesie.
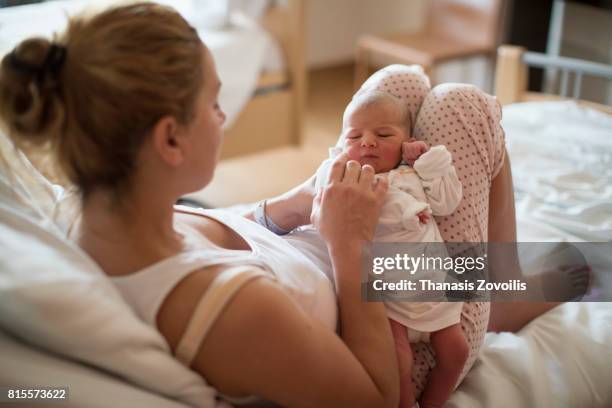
[315,145,464,341]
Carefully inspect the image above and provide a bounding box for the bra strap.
[174,266,269,366]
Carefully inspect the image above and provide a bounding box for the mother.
[0,2,556,407]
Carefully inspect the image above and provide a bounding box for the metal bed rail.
[523,51,612,99]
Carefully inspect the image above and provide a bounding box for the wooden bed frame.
[495,45,612,115]
[220,0,307,159]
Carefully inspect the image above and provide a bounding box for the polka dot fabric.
[410,83,506,397]
[357,64,431,127]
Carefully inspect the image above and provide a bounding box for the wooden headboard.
[262,0,307,143]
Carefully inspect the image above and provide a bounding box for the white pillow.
[0,329,192,408]
[0,129,68,228]
[0,130,227,407]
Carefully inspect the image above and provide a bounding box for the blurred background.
[1,0,611,208]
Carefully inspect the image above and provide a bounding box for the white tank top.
[111,206,337,335]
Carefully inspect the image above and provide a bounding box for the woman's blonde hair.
[0,2,205,199]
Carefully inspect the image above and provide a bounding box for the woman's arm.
[242,174,316,231]
[307,155,398,407]
[487,151,561,331]
[160,155,399,407]
[163,268,398,408]
[488,149,517,243]
[157,263,399,407]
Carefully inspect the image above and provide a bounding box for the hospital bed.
[0,0,306,162]
[446,45,612,407]
[1,44,611,407]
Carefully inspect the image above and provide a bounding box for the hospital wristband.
[254,200,291,235]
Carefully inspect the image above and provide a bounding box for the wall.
[307,0,362,67]
[306,0,493,92]
[306,0,426,68]
[306,1,612,99]
[561,2,612,105]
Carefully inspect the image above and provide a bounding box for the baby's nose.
[361,134,377,147]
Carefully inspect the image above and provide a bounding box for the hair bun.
[0,38,66,144]
[7,42,67,80]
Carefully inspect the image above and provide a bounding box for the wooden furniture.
[354,0,504,88]
[495,45,612,115]
[221,0,307,159]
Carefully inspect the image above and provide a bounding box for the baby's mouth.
[361,154,378,159]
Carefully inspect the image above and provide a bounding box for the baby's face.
[342,102,409,173]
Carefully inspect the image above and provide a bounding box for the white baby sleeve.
[413,145,463,216]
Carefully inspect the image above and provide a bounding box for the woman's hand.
[310,153,388,251]
[309,153,398,408]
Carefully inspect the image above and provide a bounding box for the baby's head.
[341,90,412,173]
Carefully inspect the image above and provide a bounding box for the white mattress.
[0,0,284,128]
[446,101,612,407]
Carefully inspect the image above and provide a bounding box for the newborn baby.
[314,69,468,408]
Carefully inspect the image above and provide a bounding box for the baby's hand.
[402,141,429,166]
[417,210,430,224]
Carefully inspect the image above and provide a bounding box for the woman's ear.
[151,115,186,167]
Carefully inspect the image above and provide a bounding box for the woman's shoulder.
[156,262,274,353]
[169,264,350,404]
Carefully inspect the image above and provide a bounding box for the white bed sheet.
[199,13,285,128]
[446,101,612,407]
[448,211,612,407]
[448,301,612,408]
[0,0,284,128]
[503,101,612,242]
